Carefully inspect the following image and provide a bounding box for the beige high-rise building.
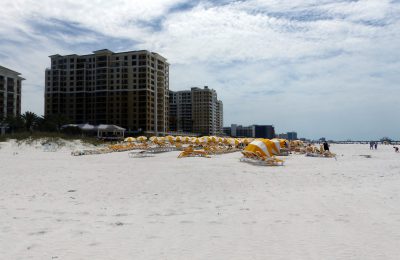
[45,49,169,135]
[0,66,23,120]
[170,86,223,135]
[216,100,223,135]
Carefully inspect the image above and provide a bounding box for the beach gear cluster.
[71,136,335,166]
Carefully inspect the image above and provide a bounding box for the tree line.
[0,112,70,133]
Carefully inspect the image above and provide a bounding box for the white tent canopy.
[61,123,125,139]
[95,124,126,140]
[77,123,95,131]
[95,124,126,131]
[61,123,95,131]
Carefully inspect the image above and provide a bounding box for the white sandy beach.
[1,142,400,259]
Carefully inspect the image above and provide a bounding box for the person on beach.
[370,141,374,150]
[374,142,378,150]
[323,141,329,151]
[394,147,399,153]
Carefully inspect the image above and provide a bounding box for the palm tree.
[21,111,40,132]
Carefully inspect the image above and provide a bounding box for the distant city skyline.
[1,0,399,140]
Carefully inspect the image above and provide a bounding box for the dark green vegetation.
[0,112,103,145]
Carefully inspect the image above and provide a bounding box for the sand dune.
[1,142,399,259]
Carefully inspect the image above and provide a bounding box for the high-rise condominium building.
[0,66,23,120]
[45,49,169,135]
[169,90,193,133]
[169,86,223,135]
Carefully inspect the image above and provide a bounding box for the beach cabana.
[241,139,284,166]
[96,124,126,140]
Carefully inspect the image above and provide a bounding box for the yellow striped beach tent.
[124,137,136,142]
[244,139,281,158]
[270,138,289,154]
[217,137,225,143]
[137,136,147,142]
[175,136,182,142]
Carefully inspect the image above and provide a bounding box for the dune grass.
[0,132,105,146]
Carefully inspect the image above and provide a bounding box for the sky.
[0,0,399,140]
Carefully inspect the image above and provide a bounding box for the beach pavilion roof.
[61,123,95,131]
[77,123,95,131]
[95,124,126,131]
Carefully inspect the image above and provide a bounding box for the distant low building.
[224,124,275,139]
[254,125,275,139]
[277,131,298,140]
[231,124,254,137]
[287,132,298,140]
[222,126,231,136]
[277,133,288,139]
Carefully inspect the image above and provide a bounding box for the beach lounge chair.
[178,145,210,158]
[240,150,284,166]
[71,147,112,156]
[146,146,177,153]
[307,150,336,158]
[305,145,336,158]
[128,150,155,158]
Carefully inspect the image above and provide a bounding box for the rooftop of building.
[227,124,274,128]
[0,65,25,80]
[191,86,214,91]
[49,49,168,62]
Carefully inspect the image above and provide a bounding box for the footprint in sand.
[208,221,222,225]
[115,213,129,217]
[242,221,257,225]
[335,218,350,223]
[180,220,194,224]
[29,230,47,236]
